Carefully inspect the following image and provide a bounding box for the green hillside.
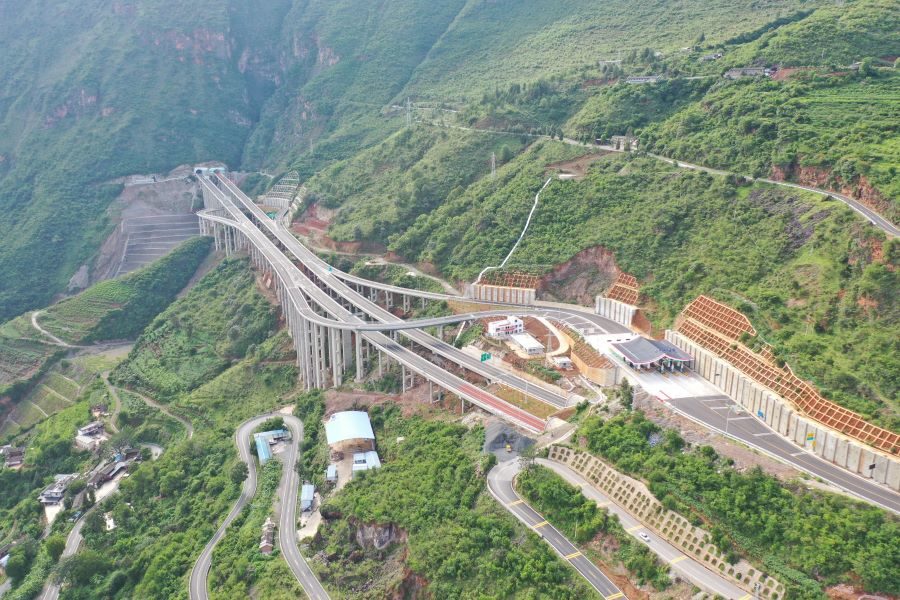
[38,237,211,344]
[0,0,290,322]
[0,0,823,324]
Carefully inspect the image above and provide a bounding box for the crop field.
[0,338,57,390]
[0,362,83,440]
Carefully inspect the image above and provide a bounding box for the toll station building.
[610,337,693,373]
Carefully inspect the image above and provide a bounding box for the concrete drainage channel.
[115,214,200,276]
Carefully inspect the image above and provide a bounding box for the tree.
[46,535,66,562]
[620,378,634,410]
[4,547,30,581]
[57,550,111,586]
[230,461,248,484]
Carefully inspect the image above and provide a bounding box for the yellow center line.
[606,592,625,600]
[738,595,752,600]
[507,499,524,506]
[669,555,686,564]
[625,525,643,533]
[533,520,549,529]
[564,551,582,560]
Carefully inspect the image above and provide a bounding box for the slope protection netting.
[678,298,898,454]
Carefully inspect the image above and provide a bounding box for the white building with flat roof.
[487,316,524,339]
[510,333,544,356]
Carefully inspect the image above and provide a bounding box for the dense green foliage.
[722,0,900,67]
[642,70,900,213]
[39,237,211,343]
[112,258,277,401]
[577,412,900,596]
[209,461,305,599]
[393,151,899,428]
[517,465,670,590]
[312,411,598,598]
[306,127,526,242]
[0,1,290,321]
[59,259,299,600]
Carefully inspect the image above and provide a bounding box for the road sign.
[806,432,815,441]
[480,352,491,362]
[757,410,765,419]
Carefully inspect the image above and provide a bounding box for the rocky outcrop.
[355,522,407,551]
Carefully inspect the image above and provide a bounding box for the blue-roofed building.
[254,429,289,464]
[300,483,315,511]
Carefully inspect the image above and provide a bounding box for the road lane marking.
[738,595,752,600]
[625,525,642,533]
[790,451,806,457]
[753,432,776,437]
[606,593,625,599]
[669,555,686,564]
[533,520,549,529]
[564,551,582,559]
[508,499,524,506]
[597,501,611,508]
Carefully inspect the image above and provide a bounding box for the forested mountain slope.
[0,0,288,321]
[0,0,814,321]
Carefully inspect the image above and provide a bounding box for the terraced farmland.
[0,363,84,440]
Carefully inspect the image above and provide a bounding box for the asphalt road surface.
[189,413,328,600]
[276,416,330,600]
[666,395,900,514]
[487,459,625,599]
[40,499,106,600]
[536,459,748,599]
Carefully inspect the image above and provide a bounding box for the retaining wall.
[595,297,636,328]
[549,445,784,599]
[469,283,535,305]
[665,330,900,491]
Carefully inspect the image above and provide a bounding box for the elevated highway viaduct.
[199,180,548,432]
[210,175,628,408]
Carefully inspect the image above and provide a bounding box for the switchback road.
[188,413,328,600]
[487,459,624,599]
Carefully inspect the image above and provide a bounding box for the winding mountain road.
[188,413,327,600]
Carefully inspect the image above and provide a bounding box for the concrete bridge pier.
[402,295,411,313]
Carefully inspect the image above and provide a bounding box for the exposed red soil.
[770,66,813,81]
[537,246,622,306]
[545,152,610,180]
[769,163,896,225]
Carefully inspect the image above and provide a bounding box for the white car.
[638,532,651,542]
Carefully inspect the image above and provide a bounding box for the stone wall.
[665,331,900,491]
[549,445,784,600]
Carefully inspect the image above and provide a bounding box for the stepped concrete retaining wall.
[665,330,900,491]
[549,445,784,599]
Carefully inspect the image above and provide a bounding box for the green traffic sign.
[480,352,491,362]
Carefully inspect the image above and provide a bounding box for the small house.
[300,484,315,512]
